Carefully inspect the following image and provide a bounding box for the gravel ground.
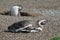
[0,0,60,40]
[0,15,60,40]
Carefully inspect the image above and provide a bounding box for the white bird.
[7,19,46,33]
[10,5,22,16]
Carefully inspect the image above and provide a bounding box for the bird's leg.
[18,12,21,16]
[18,9,21,16]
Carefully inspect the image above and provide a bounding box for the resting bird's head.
[38,19,46,25]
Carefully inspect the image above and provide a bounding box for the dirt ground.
[0,0,60,12]
[0,15,60,40]
[0,0,60,40]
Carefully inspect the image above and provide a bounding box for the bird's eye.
[19,6,22,10]
[40,22,46,25]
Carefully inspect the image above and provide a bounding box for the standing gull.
[10,5,22,16]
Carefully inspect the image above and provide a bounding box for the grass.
[49,36,60,40]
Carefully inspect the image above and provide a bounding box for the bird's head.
[37,19,47,25]
[17,5,23,11]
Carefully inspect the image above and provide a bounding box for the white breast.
[10,6,20,16]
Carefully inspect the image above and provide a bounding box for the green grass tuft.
[49,36,60,40]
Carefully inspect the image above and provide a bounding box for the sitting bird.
[6,19,46,33]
